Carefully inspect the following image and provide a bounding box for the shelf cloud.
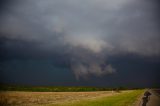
[0,0,160,79]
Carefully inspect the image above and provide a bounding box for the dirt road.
[137,89,160,106]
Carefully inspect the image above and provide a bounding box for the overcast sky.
[0,0,160,87]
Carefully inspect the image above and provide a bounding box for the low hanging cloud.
[64,35,110,53]
[71,62,116,80]
[0,0,160,79]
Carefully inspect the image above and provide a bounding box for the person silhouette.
[142,91,151,106]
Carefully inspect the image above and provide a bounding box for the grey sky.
[0,0,159,54]
[0,0,160,87]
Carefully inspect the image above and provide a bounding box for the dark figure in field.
[142,91,151,106]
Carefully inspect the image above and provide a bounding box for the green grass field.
[0,85,144,106]
[52,90,144,106]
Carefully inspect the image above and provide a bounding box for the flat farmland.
[0,90,144,106]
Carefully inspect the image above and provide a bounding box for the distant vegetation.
[0,85,140,92]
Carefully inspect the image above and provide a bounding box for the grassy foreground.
[0,90,144,106]
[52,90,144,106]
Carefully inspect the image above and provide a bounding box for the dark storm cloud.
[0,0,12,10]
[0,0,160,80]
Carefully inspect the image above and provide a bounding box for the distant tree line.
[0,85,143,92]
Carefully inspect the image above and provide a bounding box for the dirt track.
[136,89,160,106]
